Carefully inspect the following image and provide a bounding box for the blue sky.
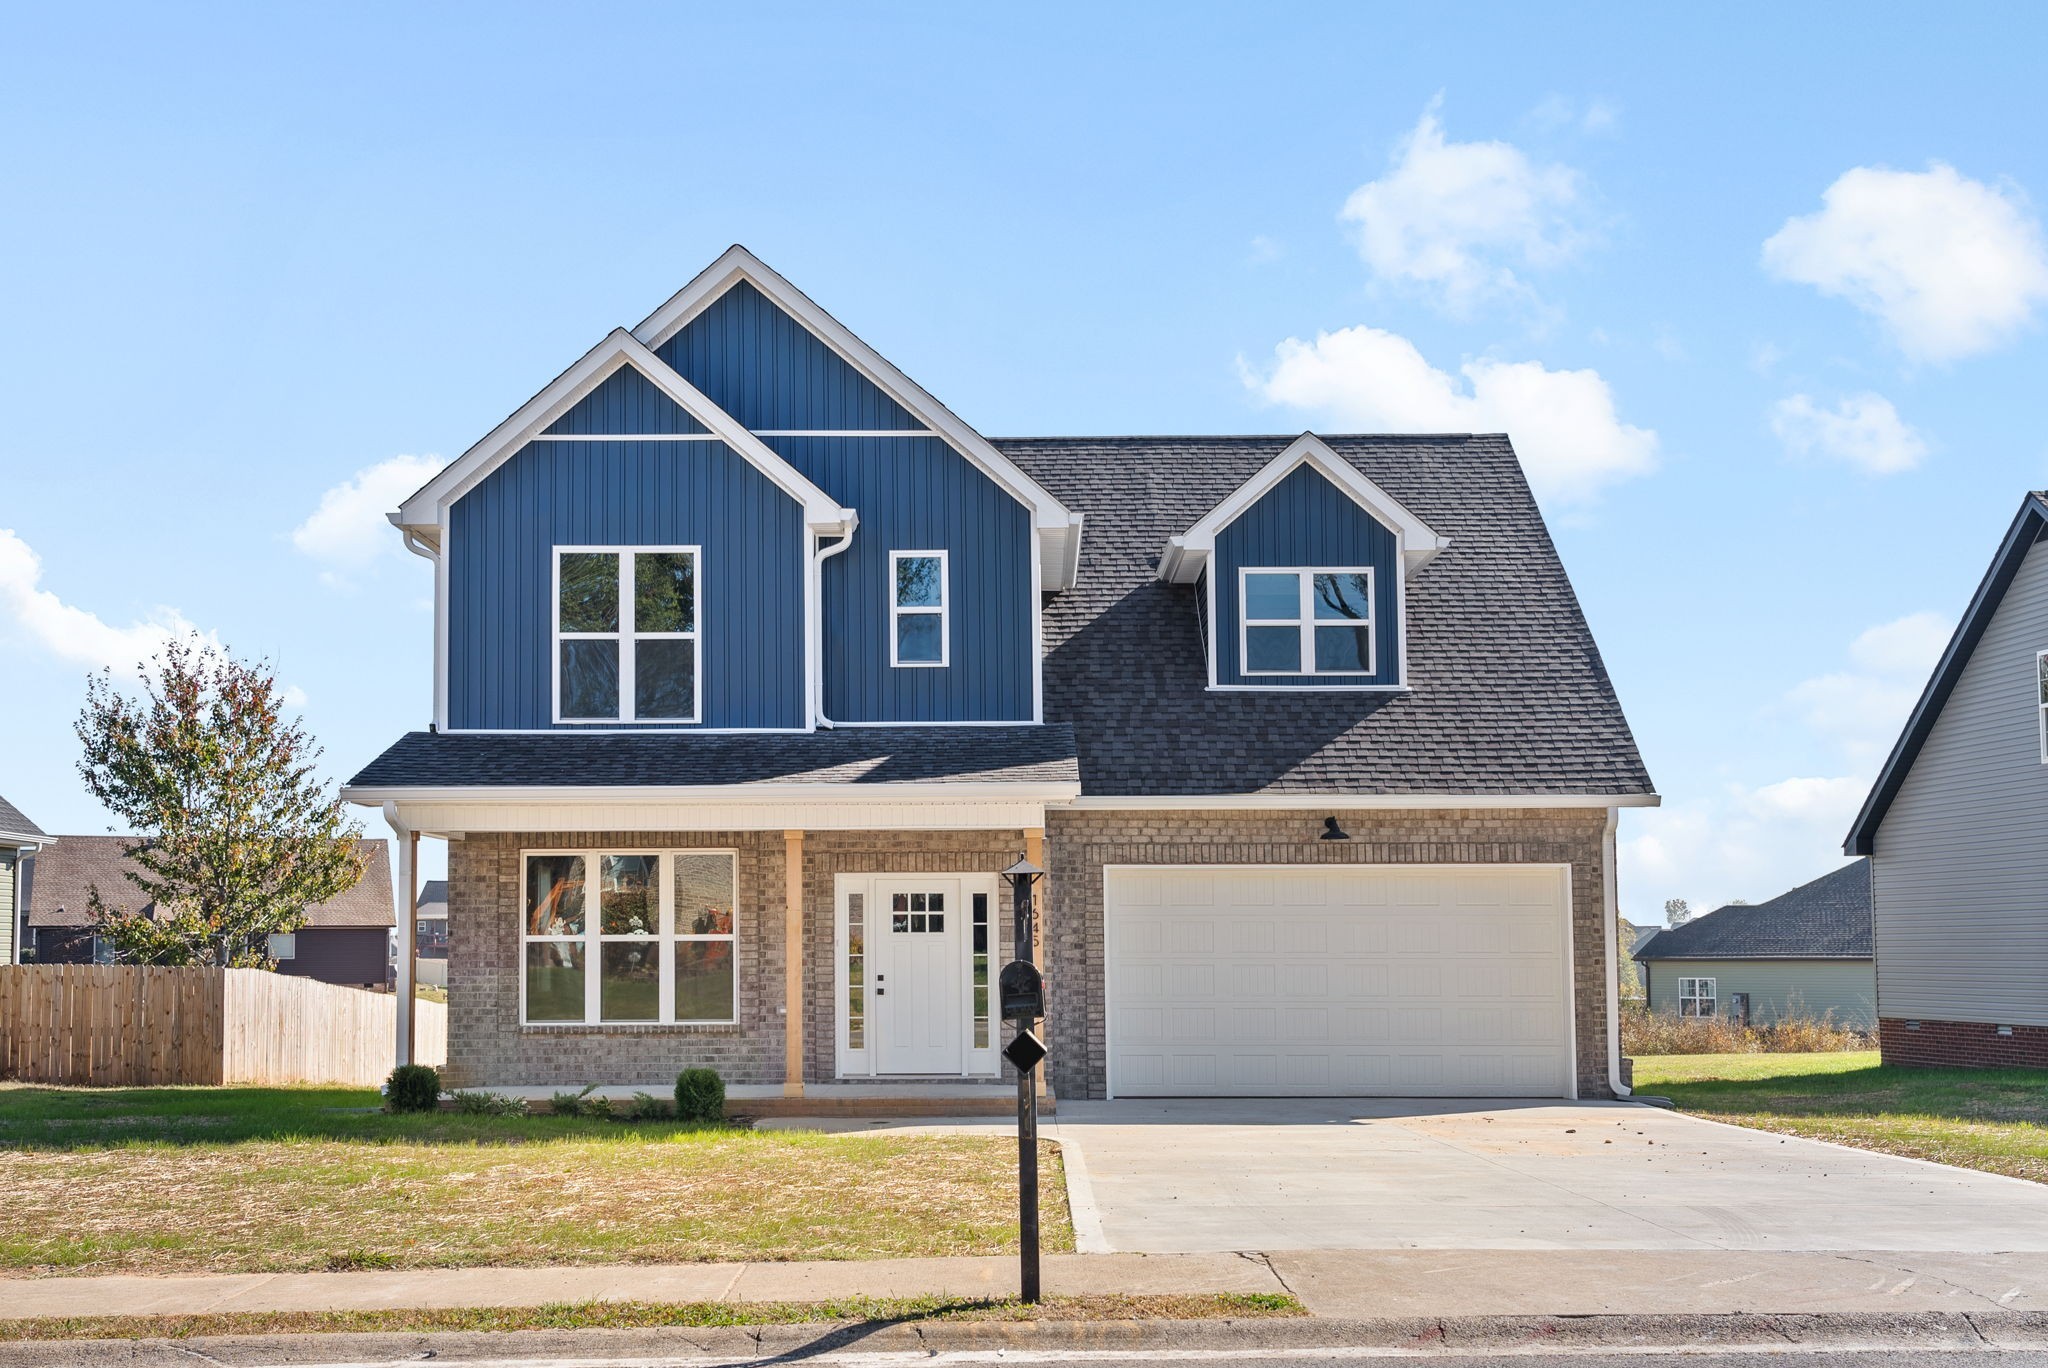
[4,3,2045,919]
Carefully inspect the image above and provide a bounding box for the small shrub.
[450,1090,526,1116]
[675,1068,725,1123]
[580,1093,615,1120]
[383,1063,441,1113]
[627,1091,675,1121]
[549,1084,599,1117]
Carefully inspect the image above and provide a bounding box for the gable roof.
[1001,434,1655,798]
[1159,433,1449,583]
[631,245,1084,585]
[418,879,448,919]
[1636,860,1871,960]
[394,329,854,539]
[0,793,46,846]
[24,836,394,929]
[1845,492,2048,855]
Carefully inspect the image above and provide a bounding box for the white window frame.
[1238,566,1376,677]
[519,848,739,1027]
[267,932,297,962]
[2036,650,2048,762]
[552,546,702,724]
[1678,976,1717,1019]
[888,549,949,669]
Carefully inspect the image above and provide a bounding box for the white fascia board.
[1068,793,1661,810]
[0,831,47,848]
[395,328,854,534]
[629,245,1081,584]
[343,780,1082,806]
[1158,433,1450,584]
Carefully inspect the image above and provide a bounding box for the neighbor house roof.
[346,725,1080,794]
[1000,435,1656,797]
[418,879,448,919]
[0,793,46,846]
[24,836,394,929]
[1635,860,1872,961]
[1846,491,2048,855]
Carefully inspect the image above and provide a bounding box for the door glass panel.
[524,942,585,1021]
[847,893,865,1049]
[559,553,620,632]
[560,640,620,718]
[634,552,695,632]
[1244,571,1299,619]
[525,856,585,936]
[1312,572,1371,620]
[1246,625,1300,672]
[600,941,659,1021]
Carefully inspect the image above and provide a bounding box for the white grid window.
[521,850,737,1025]
[1678,976,1717,1019]
[890,550,948,668]
[1239,567,1375,676]
[554,547,699,723]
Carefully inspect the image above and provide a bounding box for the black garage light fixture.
[1321,816,1351,841]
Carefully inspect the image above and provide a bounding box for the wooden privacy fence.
[0,966,446,1086]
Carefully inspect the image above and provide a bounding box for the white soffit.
[1159,433,1450,584]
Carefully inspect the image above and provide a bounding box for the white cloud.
[292,454,443,579]
[1762,162,2048,362]
[1243,324,1657,507]
[0,528,208,672]
[1847,610,1951,677]
[1786,610,1950,766]
[1770,392,1929,475]
[1341,101,1590,312]
[1247,235,1284,265]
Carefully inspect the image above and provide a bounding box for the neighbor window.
[555,547,699,722]
[1678,976,1717,1019]
[2037,651,2048,761]
[521,850,737,1025]
[890,550,948,667]
[1240,568,1374,676]
[267,932,297,961]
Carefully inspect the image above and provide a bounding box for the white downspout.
[385,802,416,1070]
[1603,806,1632,1098]
[811,517,858,729]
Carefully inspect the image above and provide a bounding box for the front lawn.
[1633,1051,2048,1184]
[0,1085,1071,1276]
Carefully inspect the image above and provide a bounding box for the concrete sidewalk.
[4,1249,2045,1321]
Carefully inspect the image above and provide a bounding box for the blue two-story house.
[344,246,1656,1101]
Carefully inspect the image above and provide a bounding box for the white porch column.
[386,804,418,1068]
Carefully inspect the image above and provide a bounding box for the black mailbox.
[999,960,1045,1022]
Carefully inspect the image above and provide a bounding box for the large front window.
[555,547,699,722]
[1240,567,1374,675]
[522,850,737,1025]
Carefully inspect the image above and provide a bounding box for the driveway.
[1043,1098,2048,1255]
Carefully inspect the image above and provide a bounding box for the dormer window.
[890,550,949,668]
[555,547,699,723]
[1241,568,1374,676]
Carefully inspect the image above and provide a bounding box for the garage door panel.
[1108,865,1572,1098]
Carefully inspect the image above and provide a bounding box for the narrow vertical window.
[2037,650,2048,762]
[846,892,866,1049]
[890,550,948,667]
[971,892,990,1049]
[555,547,699,722]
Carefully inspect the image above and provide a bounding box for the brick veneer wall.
[443,830,789,1089]
[1880,1017,2048,1070]
[1040,807,1617,1100]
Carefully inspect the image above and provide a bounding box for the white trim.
[1030,527,1045,724]
[833,873,999,1080]
[1158,433,1449,584]
[887,549,949,669]
[396,328,855,533]
[530,433,723,442]
[823,718,1037,727]
[1102,863,1575,1101]
[369,796,1059,835]
[551,547,702,725]
[627,245,1081,587]
[1237,566,1376,679]
[1068,793,1660,810]
[755,430,935,438]
[1207,684,1409,694]
[2035,649,2047,763]
[347,782,1078,804]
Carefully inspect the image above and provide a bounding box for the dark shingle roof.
[1635,860,1872,961]
[997,435,1653,796]
[25,836,394,929]
[347,725,1078,790]
[0,793,45,842]
[418,879,448,917]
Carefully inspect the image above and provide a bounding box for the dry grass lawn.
[0,1085,1073,1276]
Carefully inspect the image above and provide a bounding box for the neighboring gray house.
[1635,861,1875,1029]
[0,794,49,965]
[22,836,396,986]
[1847,490,2048,1070]
[414,879,449,988]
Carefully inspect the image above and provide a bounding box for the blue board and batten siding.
[544,365,707,435]
[447,438,806,730]
[1211,464,1402,688]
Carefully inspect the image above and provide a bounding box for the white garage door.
[1106,865,1574,1098]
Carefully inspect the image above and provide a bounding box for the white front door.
[873,879,966,1074]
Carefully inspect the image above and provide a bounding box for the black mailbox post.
[1000,855,1045,1304]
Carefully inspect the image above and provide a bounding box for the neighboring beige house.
[1635,861,1874,1029]
[0,794,48,965]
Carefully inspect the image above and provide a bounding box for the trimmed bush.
[383,1063,441,1113]
[675,1068,725,1123]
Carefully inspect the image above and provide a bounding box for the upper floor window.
[2037,650,2048,762]
[890,550,949,668]
[1240,568,1374,676]
[555,547,699,723]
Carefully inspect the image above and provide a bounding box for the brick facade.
[1880,1016,2048,1070]
[444,808,1617,1100]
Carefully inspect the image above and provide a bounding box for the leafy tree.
[75,637,367,967]
[1617,915,1645,1002]
[1664,897,1692,927]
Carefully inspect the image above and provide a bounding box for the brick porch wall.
[1040,807,1617,1100]
[1880,1016,2048,1070]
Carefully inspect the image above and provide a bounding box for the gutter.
[810,518,858,729]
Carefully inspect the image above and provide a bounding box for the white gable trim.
[1158,433,1449,584]
[395,329,855,536]
[630,245,1084,588]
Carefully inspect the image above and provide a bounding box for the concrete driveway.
[1044,1098,2048,1255]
